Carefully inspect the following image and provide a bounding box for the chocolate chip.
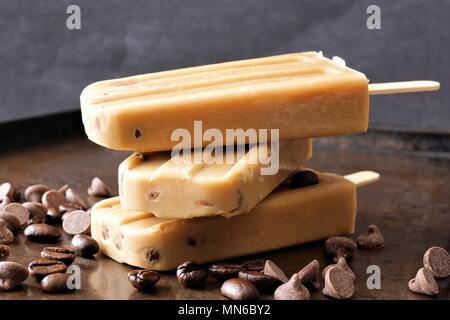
[147,191,160,200]
[24,224,60,242]
[0,220,14,245]
[23,202,47,225]
[0,195,11,210]
[0,211,21,232]
[58,184,70,195]
[134,128,142,140]
[176,261,208,288]
[71,234,99,258]
[41,247,76,266]
[263,260,288,283]
[65,188,88,210]
[290,170,319,188]
[4,203,29,227]
[356,225,385,249]
[323,265,354,299]
[114,235,123,250]
[102,224,109,240]
[297,260,321,289]
[88,177,112,198]
[244,259,265,271]
[220,278,259,300]
[128,269,160,291]
[24,184,50,203]
[187,237,197,247]
[0,183,20,202]
[28,259,67,281]
[238,269,279,292]
[0,245,9,261]
[41,273,74,293]
[423,246,450,278]
[45,207,63,224]
[0,261,28,290]
[209,263,244,281]
[324,236,357,262]
[59,202,84,214]
[274,273,310,300]
[62,210,90,236]
[42,190,65,212]
[408,267,439,296]
[322,257,356,283]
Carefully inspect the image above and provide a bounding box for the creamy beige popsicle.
[118,139,312,218]
[91,171,357,271]
[81,52,368,152]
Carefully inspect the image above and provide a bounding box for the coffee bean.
[24,223,60,242]
[23,202,47,225]
[71,234,99,258]
[0,183,20,202]
[25,184,50,203]
[220,278,259,300]
[423,246,450,278]
[274,273,310,300]
[88,177,112,198]
[41,273,74,293]
[323,265,354,299]
[28,259,67,281]
[0,195,11,210]
[65,188,88,210]
[238,269,279,291]
[0,245,9,261]
[324,236,357,262]
[209,263,244,281]
[0,211,21,232]
[263,260,288,283]
[176,261,208,288]
[290,170,319,188]
[62,210,90,236]
[297,260,321,290]
[408,267,439,296]
[356,225,385,249]
[0,220,14,245]
[322,257,356,283]
[128,269,160,291]
[243,259,266,271]
[0,261,29,290]
[4,203,29,227]
[41,247,76,266]
[42,190,65,211]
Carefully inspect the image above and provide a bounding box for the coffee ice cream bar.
[81,52,369,152]
[91,171,357,270]
[118,139,312,219]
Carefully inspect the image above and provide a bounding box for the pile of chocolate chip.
[0,178,111,292]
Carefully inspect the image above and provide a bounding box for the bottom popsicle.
[91,171,361,271]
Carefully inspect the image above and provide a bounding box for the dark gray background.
[0,0,448,132]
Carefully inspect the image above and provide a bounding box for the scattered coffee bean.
[290,170,319,188]
[221,278,259,300]
[0,261,29,290]
[71,234,99,258]
[41,273,74,293]
[356,225,385,249]
[24,223,60,242]
[23,202,47,225]
[28,259,67,281]
[62,210,90,235]
[238,269,279,292]
[297,260,321,289]
[0,195,11,210]
[128,269,160,291]
[209,263,244,281]
[24,184,50,203]
[322,257,356,283]
[323,265,354,299]
[423,246,450,278]
[4,203,29,227]
[65,188,88,210]
[88,177,112,198]
[263,260,288,283]
[176,261,208,288]
[274,273,310,300]
[41,247,76,266]
[0,220,14,245]
[58,184,69,195]
[0,183,20,202]
[408,267,439,296]
[244,259,266,271]
[42,190,66,211]
[0,244,9,261]
[324,236,357,262]
[0,211,21,232]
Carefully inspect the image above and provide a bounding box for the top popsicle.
[81,51,369,152]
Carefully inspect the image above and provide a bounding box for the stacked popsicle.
[80,52,390,270]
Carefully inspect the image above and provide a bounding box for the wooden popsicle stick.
[344,171,380,187]
[369,81,440,95]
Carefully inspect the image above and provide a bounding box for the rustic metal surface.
[0,136,448,300]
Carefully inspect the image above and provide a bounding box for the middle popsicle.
[119,139,312,219]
